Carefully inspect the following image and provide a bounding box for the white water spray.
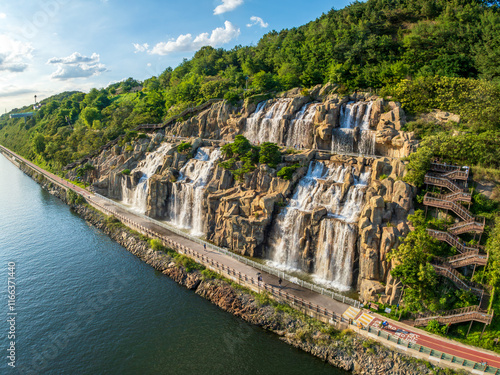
[121,142,172,214]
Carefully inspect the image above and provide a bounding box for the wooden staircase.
[424,174,466,193]
[428,162,469,181]
[423,193,478,222]
[412,305,493,327]
[443,251,488,268]
[431,262,487,298]
[426,229,483,254]
[448,219,485,235]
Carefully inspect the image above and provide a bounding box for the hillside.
[1,0,500,354]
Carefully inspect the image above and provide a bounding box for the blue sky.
[0,0,354,112]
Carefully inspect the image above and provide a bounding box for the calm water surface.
[0,154,346,375]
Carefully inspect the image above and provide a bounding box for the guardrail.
[362,324,500,374]
[93,192,363,309]
[2,148,499,374]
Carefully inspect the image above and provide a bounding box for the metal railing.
[424,174,466,193]
[362,324,500,374]
[93,193,363,309]
[426,229,482,254]
[448,219,486,235]
[423,193,476,222]
[432,264,486,297]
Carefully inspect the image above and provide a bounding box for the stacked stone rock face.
[71,84,416,304]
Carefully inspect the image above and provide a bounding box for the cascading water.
[267,161,370,291]
[314,219,356,291]
[245,99,291,144]
[121,142,172,213]
[285,103,319,148]
[167,147,221,236]
[332,101,376,155]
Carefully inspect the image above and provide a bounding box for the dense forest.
[1,0,500,171]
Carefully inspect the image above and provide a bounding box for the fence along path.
[93,192,362,309]
[3,144,500,374]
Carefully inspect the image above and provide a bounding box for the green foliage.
[3,0,500,176]
[426,320,447,335]
[121,169,131,175]
[277,163,301,180]
[420,132,500,169]
[201,269,222,280]
[384,76,500,132]
[403,146,433,187]
[378,174,388,180]
[403,120,444,139]
[32,134,46,154]
[66,189,84,205]
[258,142,281,168]
[177,141,192,154]
[149,238,164,252]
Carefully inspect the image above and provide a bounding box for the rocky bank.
[14,159,456,375]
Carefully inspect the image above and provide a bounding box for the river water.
[0,154,346,375]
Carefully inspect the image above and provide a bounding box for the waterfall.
[313,219,356,291]
[167,147,221,236]
[332,101,376,155]
[285,103,319,148]
[121,142,172,213]
[245,99,291,144]
[267,161,370,291]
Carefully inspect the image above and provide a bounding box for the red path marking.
[4,145,500,370]
[370,317,500,367]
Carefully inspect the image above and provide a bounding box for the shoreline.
[0,149,464,374]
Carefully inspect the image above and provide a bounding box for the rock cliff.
[68,85,417,302]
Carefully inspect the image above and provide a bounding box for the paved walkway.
[369,316,500,369]
[2,144,500,373]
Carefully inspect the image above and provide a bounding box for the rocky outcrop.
[159,87,417,159]
[357,158,415,304]
[15,153,458,375]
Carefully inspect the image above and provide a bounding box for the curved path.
[2,144,500,373]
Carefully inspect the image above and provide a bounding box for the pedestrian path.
[2,144,500,374]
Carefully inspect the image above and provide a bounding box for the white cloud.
[213,0,243,15]
[47,52,107,80]
[133,43,149,53]
[246,16,268,28]
[47,52,100,65]
[0,13,6,19]
[149,21,240,55]
[0,35,34,73]
[0,85,36,98]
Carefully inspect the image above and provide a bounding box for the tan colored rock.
[360,279,385,302]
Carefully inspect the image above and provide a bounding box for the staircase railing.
[413,305,492,326]
[448,219,485,235]
[424,193,474,221]
[426,229,482,254]
[432,263,487,297]
[429,162,469,180]
[424,174,465,193]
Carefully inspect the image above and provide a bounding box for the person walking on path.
[278,277,282,289]
[203,243,206,251]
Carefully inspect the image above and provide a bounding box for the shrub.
[66,189,84,205]
[224,91,241,105]
[259,142,281,168]
[378,174,388,180]
[277,164,301,180]
[403,146,433,187]
[149,238,164,251]
[177,141,191,154]
[121,169,131,175]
